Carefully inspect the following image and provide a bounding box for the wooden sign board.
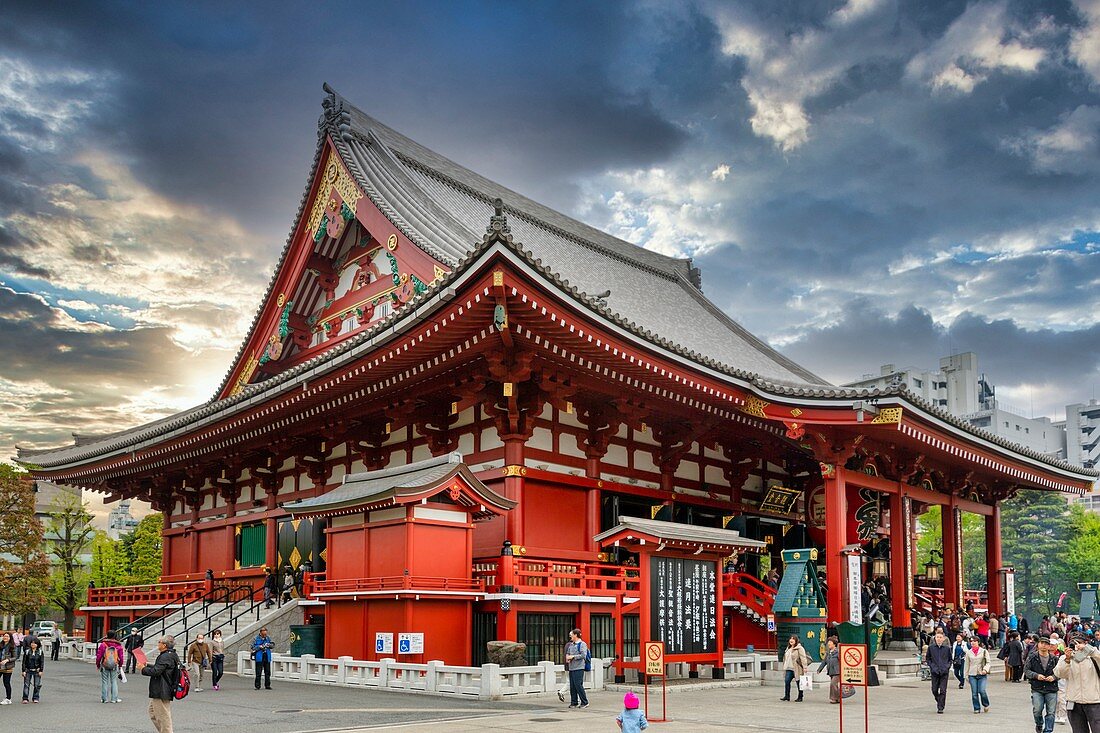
[644,641,665,676]
[839,643,867,686]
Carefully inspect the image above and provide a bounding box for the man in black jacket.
[140,636,180,733]
[1026,637,1059,733]
[125,627,144,674]
[926,627,954,714]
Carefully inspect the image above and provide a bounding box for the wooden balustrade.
[86,580,207,607]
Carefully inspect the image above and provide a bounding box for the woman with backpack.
[96,630,126,703]
[563,629,590,709]
[0,632,15,704]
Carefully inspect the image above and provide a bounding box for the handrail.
[114,583,216,641]
[311,576,484,593]
[122,584,236,644]
[722,572,775,619]
[184,584,262,650]
[88,580,207,607]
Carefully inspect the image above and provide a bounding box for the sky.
[2,0,1100,521]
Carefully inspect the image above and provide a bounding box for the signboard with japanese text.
[649,557,718,655]
[644,641,665,675]
[375,632,393,655]
[398,632,424,654]
[847,554,863,625]
[767,614,776,632]
[1005,569,1016,616]
[839,643,867,686]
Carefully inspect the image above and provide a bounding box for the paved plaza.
[0,660,1056,732]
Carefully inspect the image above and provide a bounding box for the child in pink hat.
[616,691,649,731]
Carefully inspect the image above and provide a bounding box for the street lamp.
[925,549,943,583]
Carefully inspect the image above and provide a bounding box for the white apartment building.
[106,499,140,540]
[844,352,1065,458]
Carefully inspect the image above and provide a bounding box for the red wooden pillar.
[613,594,625,683]
[888,489,914,647]
[941,500,961,611]
[161,511,172,580]
[985,505,1003,615]
[188,528,199,573]
[585,457,601,554]
[824,466,847,623]
[503,438,526,547]
[713,561,726,677]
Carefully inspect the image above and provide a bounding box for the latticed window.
[590,613,615,660]
[623,614,640,659]
[518,613,574,664]
[237,522,266,568]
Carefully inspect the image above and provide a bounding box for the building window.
[914,379,923,388]
[1004,422,1010,428]
[590,614,616,660]
[518,613,575,665]
[236,522,267,568]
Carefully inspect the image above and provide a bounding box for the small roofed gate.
[283,452,516,665]
[595,517,767,681]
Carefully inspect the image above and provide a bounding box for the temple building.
[19,86,1096,674]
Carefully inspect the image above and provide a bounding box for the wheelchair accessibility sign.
[375,632,393,654]
[398,632,424,654]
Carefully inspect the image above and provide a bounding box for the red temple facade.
[20,86,1095,674]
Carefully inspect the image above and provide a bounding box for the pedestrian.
[952,632,968,689]
[50,633,60,663]
[12,629,22,660]
[0,632,15,704]
[210,629,225,690]
[186,633,212,692]
[975,613,991,648]
[20,638,44,703]
[125,627,144,674]
[96,629,126,703]
[616,691,648,731]
[263,567,277,609]
[990,614,1001,649]
[1028,637,1060,733]
[20,630,38,659]
[281,568,294,604]
[1043,616,1055,637]
[251,627,274,691]
[563,628,590,709]
[780,634,811,703]
[1022,617,1032,636]
[1002,631,1026,682]
[817,637,841,704]
[965,635,992,714]
[139,635,181,733]
[926,627,953,714]
[1054,634,1100,733]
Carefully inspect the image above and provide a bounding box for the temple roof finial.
[487,197,511,236]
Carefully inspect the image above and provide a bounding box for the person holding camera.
[1054,634,1100,732]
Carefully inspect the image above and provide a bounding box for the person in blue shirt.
[616,691,648,732]
[251,627,275,691]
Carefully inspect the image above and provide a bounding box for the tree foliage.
[1057,507,1100,596]
[1001,489,1076,622]
[47,490,96,635]
[127,513,163,584]
[0,463,50,619]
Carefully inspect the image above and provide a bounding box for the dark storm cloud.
[781,300,1100,404]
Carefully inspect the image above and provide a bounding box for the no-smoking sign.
[839,643,867,686]
[644,641,665,676]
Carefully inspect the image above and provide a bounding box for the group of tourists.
[0,631,45,704]
[922,612,1100,732]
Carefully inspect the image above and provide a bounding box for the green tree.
[0,464,50,621]
[89,530,127,588]
[126,513,163,584]
[1058,507,1100,598]
[1001,489,1075,623]
[46,491,96,635]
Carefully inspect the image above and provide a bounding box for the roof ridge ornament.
[486,197,511,237]
[319,82,352,140]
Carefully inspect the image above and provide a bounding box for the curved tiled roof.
[16,86,1096,484]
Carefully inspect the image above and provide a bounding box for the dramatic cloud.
[1,0,1100,504]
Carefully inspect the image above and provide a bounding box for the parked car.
[29,621,58,641]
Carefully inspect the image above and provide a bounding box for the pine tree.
[1001,490,1075,624]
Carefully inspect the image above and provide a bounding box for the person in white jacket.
[1054,635,1100,733]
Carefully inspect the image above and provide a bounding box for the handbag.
[798,673,813,691]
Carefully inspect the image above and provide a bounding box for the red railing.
[86,580,207,607]
[722,572,776,619]
[915,585,988,614]
[474,557,641,596]
[309,575,483,594]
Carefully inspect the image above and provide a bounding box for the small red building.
[20,86,1096,671]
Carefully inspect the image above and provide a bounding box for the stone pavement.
[5,660,1049,732]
